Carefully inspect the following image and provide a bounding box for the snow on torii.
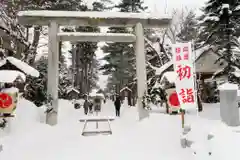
[17,10,172,125]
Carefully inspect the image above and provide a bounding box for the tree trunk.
[72,46,76,87]
[83,63,88,94]
[75,47,81,90]
[80,65,84,94]
[28,26,41,65]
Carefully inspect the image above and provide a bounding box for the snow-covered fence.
[218,83,240,126]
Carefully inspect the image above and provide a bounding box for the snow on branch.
[147,60,173,76]
[0,9,30,47]
[203,15,219,22]
[235,5,240,11]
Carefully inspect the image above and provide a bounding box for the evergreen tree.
[24,57,48,107]
[177,11,198,43]
[11,0,90,105]
[68,0,113,94]
[100,0,146,93]
[198,0,240,82]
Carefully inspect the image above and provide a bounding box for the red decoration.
[0,93,13,109]
[169,92,180,107]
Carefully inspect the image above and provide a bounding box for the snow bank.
[0,98,49,140]
[2,100,240,160]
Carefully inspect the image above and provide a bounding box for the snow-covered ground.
[0,99,239,160]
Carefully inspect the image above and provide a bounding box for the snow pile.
[0,98,49,138]
[218,82,238,90]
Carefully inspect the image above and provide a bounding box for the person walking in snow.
[83,95,90,115]
[114,96,121,117]
[88,98,93,114]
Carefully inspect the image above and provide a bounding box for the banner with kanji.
[172,42,197,110]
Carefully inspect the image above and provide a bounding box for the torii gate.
[17,11,171,125]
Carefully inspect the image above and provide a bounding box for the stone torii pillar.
[17,11,172,125]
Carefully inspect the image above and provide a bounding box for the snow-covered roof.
[66,87,79,94]
[1,86,19,93]
[17,10,171,28]
[218,82,238,90]
[120,86,132,92]
[194,45,212,61]
[0,57,39,77]
[195,48,227,73]
[151,45,226,76]
[160,71,177,84]
[0,70,26,83]
[89,92,105,98]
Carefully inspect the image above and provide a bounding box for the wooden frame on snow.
[17,10,171,125]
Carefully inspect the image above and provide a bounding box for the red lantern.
[0,93,13,109]
[169,92,180,107]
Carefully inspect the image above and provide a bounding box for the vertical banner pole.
[192,41,199,115]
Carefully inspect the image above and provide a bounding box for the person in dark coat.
[114,96,121,117]
[83,95,90,115]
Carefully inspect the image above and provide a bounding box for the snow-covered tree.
[100,0,146,94]
[198,0,240,82]
[177,11,198,43]
[145,9,199,111]
[67,0,113,95]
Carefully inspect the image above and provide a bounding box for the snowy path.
[0,99,222,160]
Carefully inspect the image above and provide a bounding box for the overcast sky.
[87,0,208,89]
